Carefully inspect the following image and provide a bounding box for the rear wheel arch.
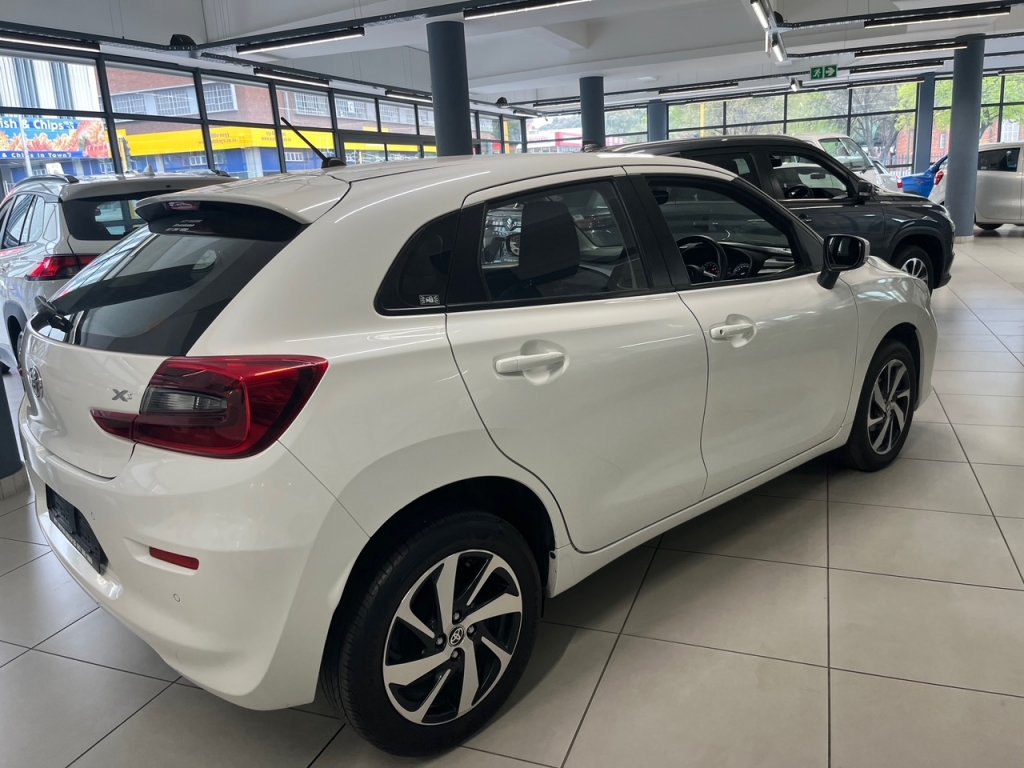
[334,477,556,623]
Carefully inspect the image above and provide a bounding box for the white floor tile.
[828,459,990,515]
[953,424,1024,465]
[939,393,1024,426]
[660,494,826,567]
[0,554,96,647]
[0,651,166,768]
[932,370,1024,396]
[625,551,827,665]
[72,684,340,768]
[973,463,1024,517]
[751,456,827,501]
[0,538,47,577]
[914,392,949,423]
[832,671,1024,768]
[0,503,44,545]
[311,729,532,767]
[563,637,827,768]
[900,421,967,462]
[933,351,1024,372]
[543,546,653,633]
[831,570,1024,696]
[829,502,1022,588]
[0,639,24,668]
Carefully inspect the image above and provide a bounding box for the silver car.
[0,172,232,366]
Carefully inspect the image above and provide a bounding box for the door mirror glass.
[855,180,874,202]
[820,235,867,289]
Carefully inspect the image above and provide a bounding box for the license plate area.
[47,487,107,575]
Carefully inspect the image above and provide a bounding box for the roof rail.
[14,173,79,187]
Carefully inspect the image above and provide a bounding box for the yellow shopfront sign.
[117,126,424,154]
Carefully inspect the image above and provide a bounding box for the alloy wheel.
[383,550,523,726]
[867,359,912,455]
[900,257,929,284]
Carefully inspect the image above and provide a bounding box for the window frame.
[978,147,1021,172]
[762,145,857,202]
[636,173,817,291]
[446,176,672,311]
[1,195,33,249]
[375,211,461,316]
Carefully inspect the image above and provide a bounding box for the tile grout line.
[557,541,659,768]
[30,647,180,684]
[832,665,1024,702]
[304,723,346,768]
[64,680,176,768]
[28,605,100,651]
[462,744,561,768]
[0,549,49,579]
[947,417,1024,589]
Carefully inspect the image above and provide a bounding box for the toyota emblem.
[28,367,43,399]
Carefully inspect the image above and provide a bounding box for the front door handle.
[799,213,813,223]
[495,351,565,374]
[709,315,757,347]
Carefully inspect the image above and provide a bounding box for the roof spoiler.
[16,173,78,186]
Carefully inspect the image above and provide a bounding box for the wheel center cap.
[448,627,465,646]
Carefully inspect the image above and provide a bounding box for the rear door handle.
[799,213,813,222]
[495,351,565,374]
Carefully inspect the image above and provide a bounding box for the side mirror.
[819,234,868,289]
[855,179,873,203]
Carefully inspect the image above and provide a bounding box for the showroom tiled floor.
[5,232,1024,767]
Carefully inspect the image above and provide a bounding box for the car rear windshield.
[63,190,206,241]
[39,202,302,356]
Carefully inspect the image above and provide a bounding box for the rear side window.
[979,148,1019,172]
[376,212,458,312]
[695,153,761,187]
[63,190,198,241]
[44,203,302,356]
[1,194,32,249]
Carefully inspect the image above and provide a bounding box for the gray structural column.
[947,35,986,241]
[426,21,473,157]
[0,373,21,481]
[914,74,936,173]
[580,76,605,147]
[648,99,669,142]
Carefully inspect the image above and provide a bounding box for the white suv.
[21,154,936,756]
[0,172,232,361]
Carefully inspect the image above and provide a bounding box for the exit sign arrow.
[824,64,838,78]
[810,65,838,80]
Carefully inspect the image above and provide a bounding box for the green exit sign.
[810,65,838,80]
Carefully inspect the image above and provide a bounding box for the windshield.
[819,138,872,173]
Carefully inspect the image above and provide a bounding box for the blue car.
[902,155,947,197]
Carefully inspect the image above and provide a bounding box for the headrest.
[515,200,580,284]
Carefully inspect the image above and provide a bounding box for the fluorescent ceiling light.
[771,35,787,62]
[533,97,580,107]
[237,27,365,55]
[0,33,99,53]
[252,68,329,86]
[849,59,946,75]
[864,7,1011,29]
[750,0,771,30]
[851,64,945,77]
[855,43,966,59]
[384,89,433,105]
[465,0,591,20]
[659,81,740,96]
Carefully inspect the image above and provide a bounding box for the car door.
[767,146,887,257]
[446,172,710,552]
[633,169,860,497]
[976,147,1022,223]
[0,194,34,299]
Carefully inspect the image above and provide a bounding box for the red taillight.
[897,179,903,189]
[149,547,199,570]
[26,254,97,281]
[935,169,945,185]
[91,356,328,458]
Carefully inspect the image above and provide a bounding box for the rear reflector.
[92,355,328,458]
[149,547,199,570]
[26,254,98,281]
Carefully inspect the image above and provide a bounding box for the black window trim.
[978,147,1020,173]
[374,210,460,317]
[636,173,816,293]
[445,176,676,313]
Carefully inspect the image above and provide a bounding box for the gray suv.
[0,172,232,367]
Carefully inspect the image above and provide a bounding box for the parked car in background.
[22,153,936,756]
[611,135,954,290]
[901,155,947,198]
[792,133,881,186]
[871,159,903,193]
[0,171,232,362]
[922,143,1024,231]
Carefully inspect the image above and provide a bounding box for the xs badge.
[111,389,133,402]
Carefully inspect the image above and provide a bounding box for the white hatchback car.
[20,154,936,756]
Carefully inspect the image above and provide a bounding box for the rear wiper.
[35,296,73,333]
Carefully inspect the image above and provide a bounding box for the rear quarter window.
[43,203,303,356]
[63,189,214,241]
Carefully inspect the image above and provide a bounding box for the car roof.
[979,142,1024,150]
[12,173,232,201]
[790,133,848,141]
[609,134,815,155]
[137,153,727,224]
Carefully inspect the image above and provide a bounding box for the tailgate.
[22,330,162,478]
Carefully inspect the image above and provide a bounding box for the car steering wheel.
[677,235,728,284]
[785,184,812,199]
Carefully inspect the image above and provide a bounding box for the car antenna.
[281,118,346,168]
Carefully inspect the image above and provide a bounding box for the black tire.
[321,511,541,756]
[977,222,1002,231]
[841,339,918,472]
[891,245,933,290]
[0,364,8,375]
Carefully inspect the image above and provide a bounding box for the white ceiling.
[8,0,1024,103]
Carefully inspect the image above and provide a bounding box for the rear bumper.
[20,407,368,709]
